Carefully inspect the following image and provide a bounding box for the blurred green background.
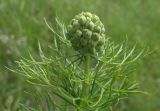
[0,0,160,111]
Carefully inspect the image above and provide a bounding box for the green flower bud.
[66,12,106,55]
[79,15,87,25]
[101,27,105,33]
[71,19,77,24]
[80,38,87,46]
[83,29,92,40]
[87,48,96,54]
[92,15,100,22]
[89,48,96,54]
[88,40,95,48]
[86,17,91,22]
[92,33,100,41]
[100,24,103,28]
[75,15,80,20]
[86,12,93,18]
[75,30,82,37]
[86,21,94,30]
[72,20,80,29]
[67,25,74,33]
[94,26,101,33]
[95,39,104,51]
[97,40,104,46]
[101,34,105,38]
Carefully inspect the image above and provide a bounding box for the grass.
[0,0,160,111]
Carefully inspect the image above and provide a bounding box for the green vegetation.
[0,0,160,111]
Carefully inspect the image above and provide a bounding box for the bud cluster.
[66,12,106,55]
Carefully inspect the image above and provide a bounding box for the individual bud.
[83,29,92,40]
[75,30,82,37]
[101,34,105,38]
[67,25,75,33]
[71,19,77,24]
[92,15,100,22]
[92,33,100,41]
[88,41,95,48]
[86,17,91,22]
[101,27,105,33]
[83,12,88,17]
[95,21,101,26]
[75,15,80,20]
[79,15,87,25]
[86,21,94,30]
[73,20,80,29]
[80,38,87,46]
[94,26,101,33]
[97,40,104,46]
[85,12,93,18]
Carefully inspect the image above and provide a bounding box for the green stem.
[80,54,90,109]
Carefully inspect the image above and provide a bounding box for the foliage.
[13,17,145,111]
[0,0,160,111]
